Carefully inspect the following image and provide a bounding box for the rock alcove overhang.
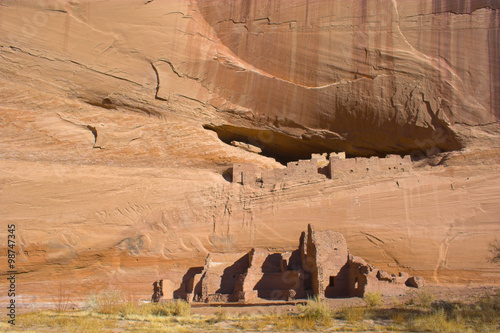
[204,121,463,165]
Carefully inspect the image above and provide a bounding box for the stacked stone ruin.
[173,224,423,303]
[232,152,412,187]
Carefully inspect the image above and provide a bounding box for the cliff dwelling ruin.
[232,151,412,187]
[166,224,423,303]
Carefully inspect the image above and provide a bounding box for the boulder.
[406,276,425,289]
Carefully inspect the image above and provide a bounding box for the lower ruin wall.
[163,224,423,303]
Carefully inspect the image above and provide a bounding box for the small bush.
[298,295,331,320]
[417,289,435,308]
[391,295,401,306]
[207,306,228,323]
[339,306,365,323]
[119,301,153,317]
[169,300,191,316]
[409,308,465,332]
[477,292,500,313]
[452,293,499,327]
[52,284,72,312]
[364,292,383,307]
[151,300,191,317]
[490,239,500,263]
[89,290,125,315]
[265,314,317,331]
[390,311,406,325]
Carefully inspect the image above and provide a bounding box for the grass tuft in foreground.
[298,295,332,321]
[150,299,191,317]
[364,291,383,307]
[337,306,365,324]
[8,289,499,332]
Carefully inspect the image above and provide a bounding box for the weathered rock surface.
[1,0,499,159]
[406,276,426,289]
[0,0,499,303]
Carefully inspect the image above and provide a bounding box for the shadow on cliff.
[173,267,203,300]
[216,253,250,294]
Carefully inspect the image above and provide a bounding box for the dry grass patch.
[230,300,334,332]
[206,306,229,324]
[390,311,405,325]
[86,290,191,318]
[417,289,435,308]
[267,313,317,331]
[16,311,113,332]
[408,308,466,332]
[337,306,365,324]
[150,300,191,317]
[88,290,126,315]
[298,295,332,321]
[9,290,499,332]
[364,291,383,307]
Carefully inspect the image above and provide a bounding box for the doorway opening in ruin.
[329,276,335,287]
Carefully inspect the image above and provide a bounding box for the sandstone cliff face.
[0,0,499,302]
[1,0,498,159]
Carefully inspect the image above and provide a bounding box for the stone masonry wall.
[330,153,412,180]
[232,152,412,187]
[177,224,424,303]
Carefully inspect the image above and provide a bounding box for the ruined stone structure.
[151,280,164,303]
[329,153,412,180]
[172,225,422,303]
[232,152,412,187]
